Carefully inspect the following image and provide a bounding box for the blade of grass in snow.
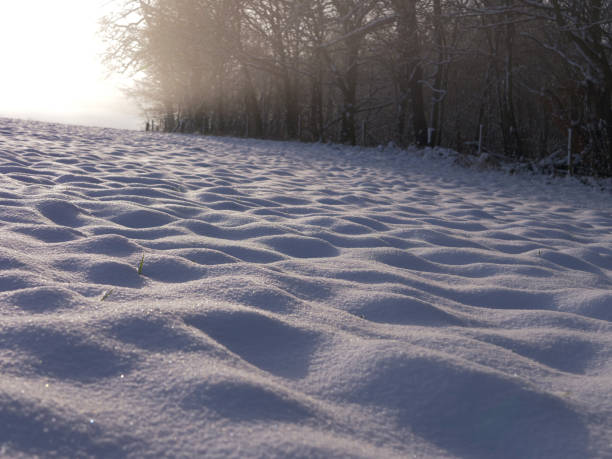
[138,254,144,275]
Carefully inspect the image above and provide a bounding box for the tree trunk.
[430,0,445,146]
[282,72,299,139]
[406,0,428,146]
[215,72,225,134]
[242,65,263,138]
[339,42,359,146]
[310,50,324,141]
[502,4,523,158]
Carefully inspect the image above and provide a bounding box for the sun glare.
[0,0,140,129]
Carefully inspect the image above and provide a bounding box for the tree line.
[102,0,612,176]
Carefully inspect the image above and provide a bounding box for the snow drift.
[0,118,611,458]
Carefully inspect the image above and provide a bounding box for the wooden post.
[427,128,435,146]
[361,120,366,145]
[567,127,573,176]
[478,124,484,155]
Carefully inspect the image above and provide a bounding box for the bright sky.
[0,1,142,130]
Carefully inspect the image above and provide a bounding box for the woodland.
[102,1,612,176]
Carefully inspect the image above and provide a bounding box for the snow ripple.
[0,118,610,457]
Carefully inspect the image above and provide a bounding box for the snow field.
[0,118,611,457]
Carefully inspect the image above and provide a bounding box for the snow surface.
[0,117,611,458]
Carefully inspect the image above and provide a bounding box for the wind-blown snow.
[0,117,611,458]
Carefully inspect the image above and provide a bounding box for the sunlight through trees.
[101,0,612,175]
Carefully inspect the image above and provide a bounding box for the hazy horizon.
[0,0,142,131]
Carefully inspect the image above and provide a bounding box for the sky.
[0,1,142,130]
